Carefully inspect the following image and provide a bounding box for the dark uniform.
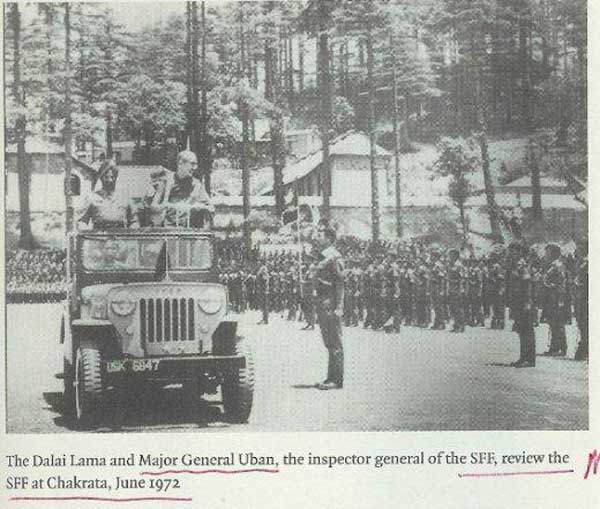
[574,253,588,360]
[542,249,567,356]
[301,266,317,330]
[363,265,376,329]
[414,261,430,327]
[430,259,447,330]
[447,255,466,332]
[488,260,506,329]
[509,255,535,366]
[467,262,484,327]
[316,246,345,388]
[256,265,270,324]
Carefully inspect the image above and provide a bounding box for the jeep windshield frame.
[78,230,213,273]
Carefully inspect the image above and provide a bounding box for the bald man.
[140,150,214,228]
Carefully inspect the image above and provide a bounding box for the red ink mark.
[459,469,574,478]
[584,449,599,480]
[9,496,192,503]
[140,468,279,476]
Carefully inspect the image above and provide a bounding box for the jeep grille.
[139,298,196,343]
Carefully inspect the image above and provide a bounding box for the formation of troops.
[219,236,588,366]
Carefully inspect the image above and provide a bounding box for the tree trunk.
[390,31,402,239]
[239,2,251,253]
[367,25,380,243]
[298,35,304,93]
[185,2,193,150]
[317,0,332,221]
[519,6,542,222]
[64,2,74,232]
[264,12,285,217]
[191,2,200,158]
[11,3,36,249]
[476,69,502,242]
[199,1,211,193]
[286,27,294,106]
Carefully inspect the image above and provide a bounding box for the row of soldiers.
[218,239,588,363]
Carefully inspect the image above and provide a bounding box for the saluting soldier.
[542,244,568,356]
[314,224,345,390]
[574,239,588,361]
[508,242,536,367]
[447,249,466,333]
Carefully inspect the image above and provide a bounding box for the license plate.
[106,359,160,373]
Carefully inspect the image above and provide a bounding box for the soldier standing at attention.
[414,257,431,328]
[542,244,568,357]
[256,264,270,325]
[315,224,345,391]
[508,242,535,367]
[488,254,506,329]
[574,239,588,361]
[363,263,376,329]
[301,264,317,330]
[430,251,447,330]
[447,249,466,333]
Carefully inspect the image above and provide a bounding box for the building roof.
[466,192,585,210]
[502,176,567,188]
[259,130,391,195]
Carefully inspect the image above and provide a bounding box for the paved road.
[6,304,588,433]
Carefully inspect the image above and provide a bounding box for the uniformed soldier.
[79,160,130,229]
[574,239,588,361]
[542,244,567,356]
[256,264,270,325]
[363,264,376,329]
[400,261,415,325]
[447,249,466,333]
[314,224,345,390]
[301,264,317,330]
[488,254,506,329]
[508,242,535,367]
[414,258,430,328]
[467,259,484,327]
[430,252,447,330]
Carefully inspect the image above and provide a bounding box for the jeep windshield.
[81,236,212,271]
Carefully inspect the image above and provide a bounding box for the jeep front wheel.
[74,341,103,424]
[221,337,254,424]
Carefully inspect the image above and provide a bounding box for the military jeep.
[60,228,254,425]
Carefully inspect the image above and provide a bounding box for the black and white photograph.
[3,0,588,433]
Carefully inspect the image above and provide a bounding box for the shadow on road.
[43,389,232,432]
[291,384,320,390]
[487,362,517,367]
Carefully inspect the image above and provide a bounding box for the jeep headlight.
[110,291,136,316]
[197,287,223,314]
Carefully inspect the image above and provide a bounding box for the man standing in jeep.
[140,149,214,228]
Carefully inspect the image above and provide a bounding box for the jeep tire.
[74,340,103,425]
[221,337,254,424]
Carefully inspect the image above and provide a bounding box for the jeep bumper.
[102,355,245,383]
